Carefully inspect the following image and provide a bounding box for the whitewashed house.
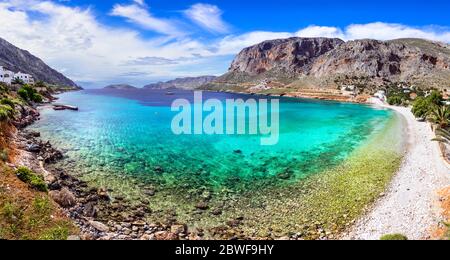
[14,72,34,84]
[0,66,15,85]
[374,90,387,102]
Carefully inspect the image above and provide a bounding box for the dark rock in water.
[134,208,146,218]
[211,208,223,216]
[153,166,164,174]
[226,219,242,228]
[278,169,293,180]
[24,130,40,138]
[49,188,77,208]
[26,144,41,153]
[170,224,186,235]
[143,188,156,197]
[195,202,209,210]
[233,150,243,154]
[83,202,98,218]
[114,196,124,201]
[97,187,110,201]
[48,181,62,191]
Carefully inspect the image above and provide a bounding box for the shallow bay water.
[29,89,403,238]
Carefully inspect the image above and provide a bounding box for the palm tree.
[429,105,450,129]
[433,127,450,144]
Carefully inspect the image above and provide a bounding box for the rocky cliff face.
[209,37,450,91]
[144,76,217,90]
[0,37,78,88]
[230,37,344,75]
[310,39,450,87]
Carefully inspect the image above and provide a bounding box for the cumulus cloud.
[184,3,229,34]
[133,0,146,6]
[344,22,450,42]
[0,0,215,86]
[124,56,179,66]
[296,26,345,39]
[294,23,450,43]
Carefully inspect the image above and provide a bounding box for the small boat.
[53,104,79,111]
[165,91,175,96]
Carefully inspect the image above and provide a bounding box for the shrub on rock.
[15,166,48,192]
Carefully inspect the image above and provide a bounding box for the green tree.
[17,85,43,103]
[429,105,450,128]
[428,90,443,106]
[433,127,450,144]
[387,95,404,106]
[412,97,430,118]
[0,104,15,121]
[34,81,46,89]
[12,78,24,85]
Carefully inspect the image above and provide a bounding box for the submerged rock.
[195,202,209,210]
[211,208,223,216]
[170,224,186,235]
[97,187,110,201]
[49,188,77,208]
[83,202,98,218]
[89,221,110,233]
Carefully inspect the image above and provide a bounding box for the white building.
[0,66,15,85]
[14,71,34,84]
[0,66,35,85]
[374,90,387,102]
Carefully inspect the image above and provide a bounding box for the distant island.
[104,84,137,90]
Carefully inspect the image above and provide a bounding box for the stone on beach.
[49,188,77,208]
[89,220,110,233]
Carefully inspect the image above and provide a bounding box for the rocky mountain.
[104,84,137,90]
[230,37,344,76]
[144,76,217,90]
[205,37,450,93]
[0,37,78,88]
[310,38,450,87]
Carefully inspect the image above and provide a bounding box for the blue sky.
[1,0,450,88]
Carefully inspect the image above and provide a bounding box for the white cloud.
[296,26,345,39]
[110,3,183,37]
[133,0,146,6]
[0,0,215,86]
[344,22,450,42]
[294,23,450,43]
[185,3,229,34]
[1,1,450,88]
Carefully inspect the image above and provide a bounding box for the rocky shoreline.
[10,103,197,241]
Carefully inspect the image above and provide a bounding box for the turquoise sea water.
[29,89,397,233]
